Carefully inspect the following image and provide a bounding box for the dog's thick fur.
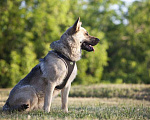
[3,17,99,113]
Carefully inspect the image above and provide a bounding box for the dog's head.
[65,17,100,52]
[50,17,100,61]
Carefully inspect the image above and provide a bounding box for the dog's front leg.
[44,82,55,112]
[61,84,71,113]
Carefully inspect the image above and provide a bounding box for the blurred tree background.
[0,0,149,88]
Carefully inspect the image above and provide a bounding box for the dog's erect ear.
[73,17,81,32]
[72,17,82,33]
[67,17,82,35]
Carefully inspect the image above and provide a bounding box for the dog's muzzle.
[81,38,99,52]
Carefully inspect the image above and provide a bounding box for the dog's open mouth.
[81,42,95,52]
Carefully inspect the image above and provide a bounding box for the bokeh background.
[0,0,150,88]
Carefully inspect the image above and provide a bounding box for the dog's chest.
[54,51,76,89]
[55,63,77,89]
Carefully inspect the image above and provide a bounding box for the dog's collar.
[53,51,75,89]
[54,50,72,62]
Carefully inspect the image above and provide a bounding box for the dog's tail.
[3,101,29,112]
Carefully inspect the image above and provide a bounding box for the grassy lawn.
[0,84,150,120]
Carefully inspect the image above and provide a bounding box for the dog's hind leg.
[3,101,29,112]
[4,85,38,112]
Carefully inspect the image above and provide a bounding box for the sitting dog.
[3,17,99,113]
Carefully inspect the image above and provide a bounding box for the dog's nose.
[95,38,100,42]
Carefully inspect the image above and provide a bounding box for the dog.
[3,17,99,113]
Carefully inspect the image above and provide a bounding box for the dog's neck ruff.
[54,51,75,89]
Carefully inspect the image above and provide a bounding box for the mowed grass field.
[0,84,150,120]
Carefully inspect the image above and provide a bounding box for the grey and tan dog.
[3,17,99,113]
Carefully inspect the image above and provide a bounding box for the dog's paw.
[62,108,68,113]
[44,107,50,113]
[21,104,29,110]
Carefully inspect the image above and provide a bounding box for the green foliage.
[0,0,76,87]
[0,0,150,87]
[0,60,10,87]
[102,0,150,84]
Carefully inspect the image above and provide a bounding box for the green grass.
[0,84,150,120]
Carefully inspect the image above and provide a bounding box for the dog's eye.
[85,32,89,36]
